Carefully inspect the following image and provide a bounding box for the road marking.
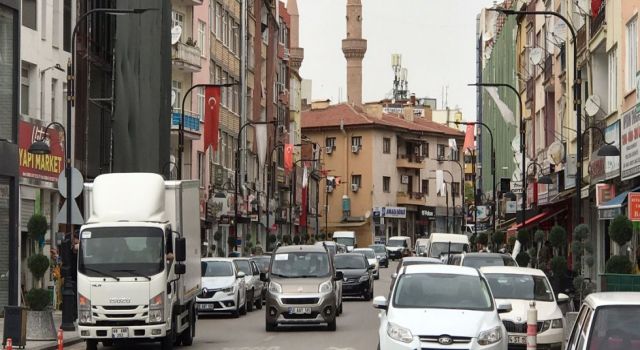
[221,347,281,350]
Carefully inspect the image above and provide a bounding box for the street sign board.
[628,193,640,222]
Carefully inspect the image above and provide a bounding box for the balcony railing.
[396,154,424,169]
[171,110,201,134]
[590,3,606,37]
[396,191,425,206]
[172,41,202,72]
[544,54,553,82]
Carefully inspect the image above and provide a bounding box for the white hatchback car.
[480,266,567,350]
[197,258,247,317]
[373,264,510,350]
[353,248,379,279]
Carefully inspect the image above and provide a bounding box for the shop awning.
[598,186,640,209]
[509,209,566,231]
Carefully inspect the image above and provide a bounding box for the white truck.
[332,231,357,252]
[78,173,200,350]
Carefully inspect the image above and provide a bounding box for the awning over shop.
[597,186,640,220]
[509,209,567,232]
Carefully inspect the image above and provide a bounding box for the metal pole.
[473,150,478,238]
[445,180,450,232]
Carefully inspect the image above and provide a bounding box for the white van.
[427,233,470,261]
[414,238,430,257]
[386,236,411,260]
[332,231,357,252]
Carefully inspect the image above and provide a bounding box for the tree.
[549,225,567,252]
[492,231,505,247]
[517,229,530,248]
[606,255,633,274]
[26,214,50,310]
[464,182,475,205]
[477,232,489,246]
[516,252,530,267]
[609,215,633,247]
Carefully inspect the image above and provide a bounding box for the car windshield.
[588,306,640,348]
[355,250,375,259]
[271,252,330,278]
[201,261,234,277]
[393,273,493,311]
[387,240,406,247]
[234,260,252,275]
[402,260,440,267]
[430,242,468,257]
[416,245,428,254]
[369,245,386,254]
[334,237,354,246]
[334,255,366,269]
[79,227,164,277]
[463,256,515,268]
[485,273,554,302]
[252,257,271,273]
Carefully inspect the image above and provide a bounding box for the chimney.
[403,106,414,122]
[311,99,331,110]
[365,103,383,119]
[410,93,416,106]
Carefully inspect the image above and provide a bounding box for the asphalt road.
[67,262,395,350]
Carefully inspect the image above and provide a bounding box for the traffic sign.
[57,167,84,198]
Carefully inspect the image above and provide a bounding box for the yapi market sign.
[18,119,65,183]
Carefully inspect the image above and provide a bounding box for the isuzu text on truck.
[78,173,200,350]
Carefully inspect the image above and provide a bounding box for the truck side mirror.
[175,238,186,262]
[174,264,186,275]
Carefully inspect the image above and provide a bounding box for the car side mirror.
[174,263,186,275]
[237,271,246,279]
[260,272,269,282]
[557,293,570,303]
[372,296,388,310]
[497,302,512,314]
[391,272,398,279]
[334,271,344,281]
[175,237,186,262]
[368,264,376,270]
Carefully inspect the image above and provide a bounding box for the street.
[65,264,394,350]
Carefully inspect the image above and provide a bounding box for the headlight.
[268,281,282,294]
[387,322,413,343]
[78,294,92,323]
[358,275,370,282]
[540,318,563,332]
[477,326,502,345]
[221,286,234,294]
[319,280,333,293]
[149,292,164,323]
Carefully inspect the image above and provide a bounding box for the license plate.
[508,335,527,344]
[112,328,128,338]
[197,303,214,310]
[288,307,311,314]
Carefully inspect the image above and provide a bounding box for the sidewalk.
[1,311,82,350]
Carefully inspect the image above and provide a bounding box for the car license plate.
[112,328,128,338]
[197,303,214,310]
[508,335,527,344]
[288,307,311,314]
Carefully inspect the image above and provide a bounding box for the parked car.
[353,248,379,279]
[480,266,567,350]
[386,236,412,260]
[449,252,518,268]
[373,264,510,350]
[390,257,442,290]
[334,253,375,301]
[369,244,389,268]
[197,258,247,317]
[565,292,640,350]
[262,245,342,331]
[251,255,271,302]
[232,258,264,312]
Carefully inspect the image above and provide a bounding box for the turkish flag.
[204,86,221,152]
[284,144,294,172]
[463,124,475,151]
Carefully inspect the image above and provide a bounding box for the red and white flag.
[284,144,294,173]
[463,124,475,151]
[204,86,221,152]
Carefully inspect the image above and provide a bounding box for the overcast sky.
[297,0,496,119]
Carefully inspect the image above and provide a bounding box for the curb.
[29,338,83,350]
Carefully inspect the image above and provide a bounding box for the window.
[437,144,446,159]
[63,0,71,52]
[279,17,285,44]
[197,87,205,120]
[351,136,362,149]
[41,0,47,39]
[383,176,390,193]
[172,11,185,32]
[198,20,206,57]
[452,182,460,197]
[626,18,637,92]
[422,179,429,195]
[450,147,460,161]
[52,0,60,47]
[0,7,16,142]
[171,80,182,109]
[248,34,255,69]
[222,11,229,46]
[198,152,205,188]
[423,143,429,157]
[51,79,57,122]
[326,137,336,149]
[383,138,391,153]
[21,66,30,115]
[231,21,239,54]
[22,0,37,30]
[351,175,361,190]
[608,48,617,113]
[215,3,222,37]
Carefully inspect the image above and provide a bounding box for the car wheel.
[85,340,98,350]
[255,294,263,310]
[247,289,254,312]
[338,302,343,315]
[102,340,113,347]
[327,319,337,331]
[232,295,240,318]
[240,294,247,315]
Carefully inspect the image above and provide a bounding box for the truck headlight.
[78,294,92,323]
[477,326,502,345]
[149,292,164,323]
[318,281,333,294]
[268,281,282,294]
[387,322,413,343]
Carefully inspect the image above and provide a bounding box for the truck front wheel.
[85,340,98,350]
[161,332,174,350]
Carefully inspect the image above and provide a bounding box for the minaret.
[287,0,304,71]
[342,0,367,106]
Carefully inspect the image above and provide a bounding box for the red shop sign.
[18,119,65,183]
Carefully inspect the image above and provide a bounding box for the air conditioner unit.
[351,145,360,153]
[401,175,409,184]
[351,183,359,192]
[326,186,334,193]
[326,146,333,154]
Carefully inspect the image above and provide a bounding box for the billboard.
[18,118,65,183]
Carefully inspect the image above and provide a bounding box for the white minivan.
[387,236,411,260]
[332,231,357,252]
[427,233,470,261]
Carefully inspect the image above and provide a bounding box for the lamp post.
[441,159,465,228]
[431,170,454,232]
[489,6,582,229]
[265,143,283,240]
[177,83,236,179]
[468,82,524,229]
[49,7,152,331]
[581,126,621,157]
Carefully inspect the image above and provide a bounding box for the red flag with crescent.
[204,86,221,152]
[284,144,294,172]
[463,124,475,151]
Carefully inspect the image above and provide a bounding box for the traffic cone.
[6,337,12,350]
[527,301,537,350]
[57,328,64,350]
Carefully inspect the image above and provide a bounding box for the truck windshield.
[334,237,354,246]
[79,227,164,278]
[430,242,468,257]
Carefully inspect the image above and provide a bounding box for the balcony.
[576,25,587,54]
[396,154,424,169]
[171,0,203,7]
[170,110,201,139]
[396,192,426,206]
[543,55,553,83]
[172,42,202,72]
[590,3,606,37]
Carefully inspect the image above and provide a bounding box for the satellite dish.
[171,26,182,45]
[547,141,565,165]
[171,90,177,107]
[529,47,544,65]
[585,95,601,117]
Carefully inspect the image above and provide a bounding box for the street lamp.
[440,158,465,222]
[582,126,621,157]
[489,6,583,229]
[431,170,454,232]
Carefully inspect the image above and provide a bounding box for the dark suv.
[333,253,375,300]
